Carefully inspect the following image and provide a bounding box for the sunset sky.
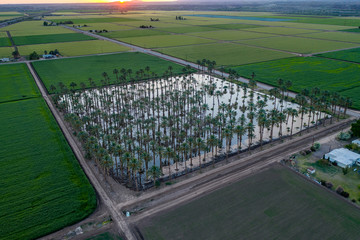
[1,0,176,4]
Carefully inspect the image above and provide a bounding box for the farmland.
[50,17,139,24]
[17,40,130,57]
[0,63,40,103]
[100,29,169,39]
[156,42,293,66]
[188,30,276,41]
[119,35,214,48]
[299,31,360,44]
[245,26,320,35]
[0,46,13,58]
[317,47,360,63]
[1,21,75,36]
[0,32,11,47]
[230,57,360,109]
[32,52,187,93]
[237,36,358,54]
[0,98,96,240]
[12,33,96,45]
[138,165,360,240]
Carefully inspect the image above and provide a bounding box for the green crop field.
[2,21,75,36]
[156,42,293,67]
[32,52,188,93]
[100,29,169,39]
[231,57,360,109]
[0,46,14,58]
[18,40,130,57]
[299,31,360,44]
[237,36,358,54]
[0,98,96,240]
[120,35,214,48]
[317,47,360,63]
[292,17,360,27]
[52,17,139,24]
[12,33,96,46]
[203,23,264,30]
[0,32,11,47]
[246,26,320,35]
[189,30,275,41]
[80,23,135,31]
[139,165,360,240]
[122,21,186,28]
[0,63,40,103]
[157,26,219,34]
[340,28,360,33]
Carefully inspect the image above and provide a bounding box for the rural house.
[324,148,360,168]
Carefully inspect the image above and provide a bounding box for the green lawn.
[299,31,360,44]
[12,33,96,46]
[189,30,275,41]
[18,40,130,57]
[156,42,293,67]
[0,98,96,240]
[231,57,360,109]
[32,52,188,93]
[139,165,360,240]
[237,36,358,54]
[120,35,214,48]
[100,29,169,39]
[0,63,40,103]
[317,47,360,63]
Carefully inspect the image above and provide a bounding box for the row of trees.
[53,66,352,190]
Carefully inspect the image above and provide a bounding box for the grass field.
[0,63,40,103]
[12,33,96,45]
[0,32,11,47]
[52,17,139,24]
[189,29,275,41]
[2,21,75,36]
[231,57,360,109]
[317,47,360,63]
[237,36,358,54]
[139,165,360,240]
[18,40,130,57]
[245,26,320,35]
[299,31,360,44]
[80,23,135,31]
[100,29,169,39]
[32,52,188,93]
[156,42,293,67]
[203,23,264,30]
[0,98,96,240]
[120,35,214,48]
[0,46,14,58]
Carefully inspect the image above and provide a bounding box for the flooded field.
[57,74,324,187]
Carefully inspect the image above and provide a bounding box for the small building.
[43,54,55,59]
[324,148,360,168]
[307,167,316,174]
[352,139,360,146]
[0,58,10,62]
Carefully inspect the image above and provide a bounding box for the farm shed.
[324,148,360,168]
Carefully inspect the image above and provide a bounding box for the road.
[118,117,354,224]
[26,62,136,240]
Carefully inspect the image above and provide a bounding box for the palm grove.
[51,64,352,191]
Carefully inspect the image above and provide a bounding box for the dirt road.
[26,62,136,240]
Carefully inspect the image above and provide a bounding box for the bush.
[341,191,350,198]
[325,182,333,189]
[29,51,40,60]
[342,167,349,175]
[313,142,321,150]
[320,180,326,186]
[155,180,160,187]
[351,119,360,137]
[336,186,344,195]
[337,131,351,141]
[352,199,356,203]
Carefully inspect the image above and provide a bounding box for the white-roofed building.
[324,148,360,168]
[352,139,360,146]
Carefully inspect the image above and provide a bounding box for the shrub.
[342,167,349,175]
[313,142,321,150]
[320,180,326,186]
[351,119,360,137]
[352,199,356,203]
[337,131,351,140]
[341,191,350,198]
[336,186,344,195]
[325,182,333,189]
[155,180,160,187]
